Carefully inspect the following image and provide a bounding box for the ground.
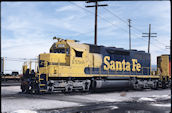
[1,83,171,113]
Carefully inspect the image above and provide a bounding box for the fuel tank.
[94,80,131,89]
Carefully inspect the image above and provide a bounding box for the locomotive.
[21,38,171,93]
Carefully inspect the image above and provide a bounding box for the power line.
[103,7,143,35]
[3,57,37,61]
[70,2,94,15]
[70,2,129,33]
[103,7,128,25]
[102,6,168,48]
[101,9,167,50]
[132,33,166,51]
[153,38,168,47]
[130,29,166,51]
[132,25,168,47]
[74,25,112,37]
[69,2,168,51]
[165,39,171,56]
[103,7,148,37]
[128,23,168,48]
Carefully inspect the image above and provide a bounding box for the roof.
[67,42,87,51]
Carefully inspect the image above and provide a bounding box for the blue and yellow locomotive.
[21,38,171,93]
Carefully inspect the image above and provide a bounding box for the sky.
[1,1,171,74]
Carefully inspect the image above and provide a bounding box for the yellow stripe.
[40,90,46,92]
[53,74,160,79]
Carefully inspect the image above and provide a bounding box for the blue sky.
[1,1,170,74]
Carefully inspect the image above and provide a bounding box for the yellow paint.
[104,56,110,70]
[122,60,126,71]
[137,63,141,71]
[29,61,32,73]
[126,62,131,71]
[116,61,122,71]
[157,55,170,79]
[22,63,27,75]
[110,61,115,70]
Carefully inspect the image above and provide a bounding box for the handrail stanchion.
[58,58,59,77]
[90,65,92,75]
[108,69,109,76]
[142,67,143,75]
[99,66,101,76]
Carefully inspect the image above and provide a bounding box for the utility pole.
[128,19,131,50]
[85,0,108,45]
[142,24,157,53]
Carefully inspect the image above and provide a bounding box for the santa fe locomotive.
[21,38,171,93]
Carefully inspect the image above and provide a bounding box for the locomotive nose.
[39,53,67,67]
[38,53,68,76]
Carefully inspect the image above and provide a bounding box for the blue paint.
[85,46,150,75]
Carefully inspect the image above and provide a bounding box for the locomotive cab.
[38,39,71,76]
[38,38,89,77]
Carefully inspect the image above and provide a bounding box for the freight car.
[1,72,20,82]
[20,38,171,93]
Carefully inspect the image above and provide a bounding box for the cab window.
[54,48,65,53]
[75,50,83,57]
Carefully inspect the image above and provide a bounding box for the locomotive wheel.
[84,82,90,91]
[25,86,30,93]
[68,87,73,92]
[31,84,40,94]
[21,84,29,93]
[31,87,38,94]
[61,89,66,93]
[31,89,36,94]
[21,87,26,93]
[162,84,167,89]
[21,85,25,93]
[162,81,167,89]
[133,83,143,90]
[153,82,158,90]
[66,85,73,92]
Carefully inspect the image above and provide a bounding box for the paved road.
[38,100,171,113]
[1,86,171,113]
